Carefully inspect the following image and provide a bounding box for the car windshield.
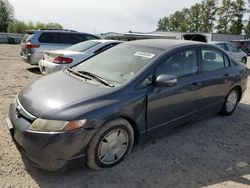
[65,40,101,52]
[73,43,164,85]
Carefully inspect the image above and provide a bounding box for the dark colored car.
[6,39,248,172]
[231,40,250,55]
[210,41,247,64]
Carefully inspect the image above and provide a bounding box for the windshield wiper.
[67,68,91,80]
[77,70,115,87]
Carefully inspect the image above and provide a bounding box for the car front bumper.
[6,102,97,172]
[39,60,68,75]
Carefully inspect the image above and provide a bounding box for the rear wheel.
[219,88,239,116]
[242,57,247,64]
[86,118,134,170]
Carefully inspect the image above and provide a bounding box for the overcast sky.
[9,0,201,34]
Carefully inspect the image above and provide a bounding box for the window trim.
[199,47,230,73]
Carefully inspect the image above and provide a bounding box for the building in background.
[100,31,246,43]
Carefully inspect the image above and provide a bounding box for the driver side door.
[146,48,202,135]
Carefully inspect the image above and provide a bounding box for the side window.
[138,75,153,88]
[38,32,57,43]
[60,33,79,44]
[202,49,225,71]
[226,43,237,52]
[216,43,227,50]
[156,49,198,78]
[85,34,99,40]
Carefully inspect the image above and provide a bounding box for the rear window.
[65,40,101,52]
[38,32,99,44]
[21,34,34,43]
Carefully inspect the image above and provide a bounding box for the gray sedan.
[38,40,121,75]
[210,41,247,64]
[7,39,248,172]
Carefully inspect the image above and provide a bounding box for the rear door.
[225,43,241,61]
[199,48,234,111]
[147,48,202,135]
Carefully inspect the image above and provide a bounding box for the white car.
[210,41,247,64]
[38,40,122,75]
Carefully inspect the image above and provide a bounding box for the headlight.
[28,118,87,132]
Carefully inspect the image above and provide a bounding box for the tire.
[242,57,247,64]
[219,88,239,116]
[86,118,134,170]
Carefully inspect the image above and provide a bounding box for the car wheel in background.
[219,88,239,116]
[87,118,134,170]
[242,57,247,64]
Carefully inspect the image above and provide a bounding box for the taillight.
[25,42,40,48]
[53,56,73,64]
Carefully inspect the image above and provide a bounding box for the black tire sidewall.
[87,119,134,170]
[94,125,133,168]
[220,88,239,115]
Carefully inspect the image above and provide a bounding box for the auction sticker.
[134,51,155,59]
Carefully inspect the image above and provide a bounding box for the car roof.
[231,39,250,42]
[91,39,122,43]
[27,29,98,36]
[126,39,203,50]
[210,41,235,46]
[210,41,230,44]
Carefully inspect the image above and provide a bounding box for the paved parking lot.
[0,44,250,188]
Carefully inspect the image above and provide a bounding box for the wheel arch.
[97,116,140,145]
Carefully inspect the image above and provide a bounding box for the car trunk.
[43,50,81,63]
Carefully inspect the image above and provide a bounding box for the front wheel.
[219,88,239,116]
[86,118,134,170]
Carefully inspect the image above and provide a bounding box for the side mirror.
[156,74,177,87]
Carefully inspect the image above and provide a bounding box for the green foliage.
[157,0,249,36]
[0,0,63,33]
[216,0,245,34]
[157,0,218,33]
[245,21,250,37]
[156,17,170,31]
[0,0,14,32]
[200,0,218,33]
[188,3,202,32]
[7,20,63,33]
[230,0,245,34]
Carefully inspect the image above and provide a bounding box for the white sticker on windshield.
[134,51,155,59]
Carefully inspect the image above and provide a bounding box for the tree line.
[0,0,63,33]
[157,0,250,35]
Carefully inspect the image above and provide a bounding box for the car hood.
[18,71,113,118]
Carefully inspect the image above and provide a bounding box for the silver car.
[210,41,247,64]
[20,29,99,65]
[38,40,122,75]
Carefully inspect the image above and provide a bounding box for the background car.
[210,41,247,64]
[38,40,122,75]
[20,29,100,65]
[231,40,250,55]
[7,39,247,172]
